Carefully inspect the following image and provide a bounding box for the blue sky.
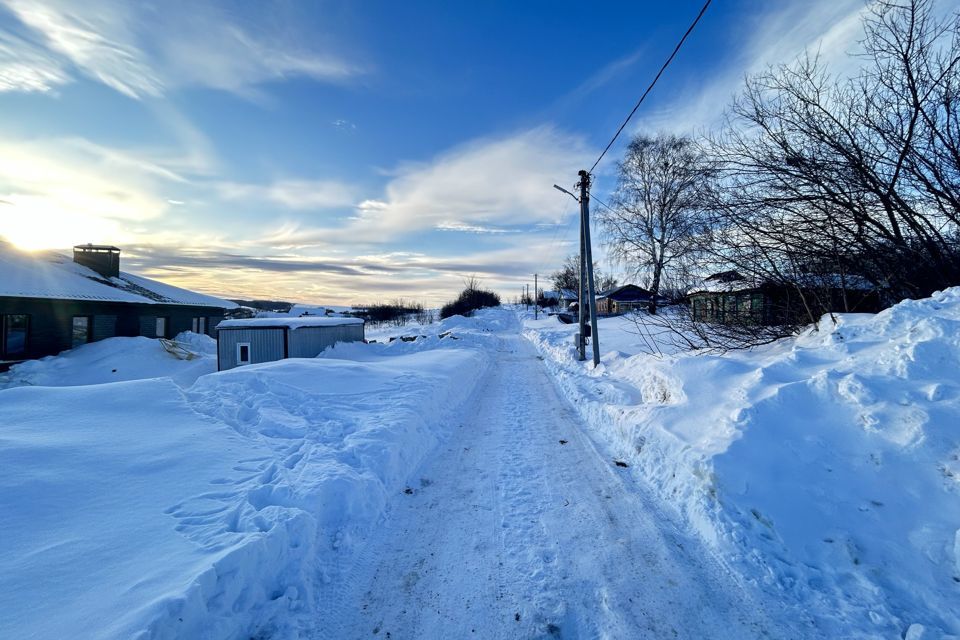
[0,0,870,305]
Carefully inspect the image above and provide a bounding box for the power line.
[590,194,616,215]
[588,0,713,175]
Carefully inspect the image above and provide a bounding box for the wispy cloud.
[122,237,569,305]
[0,0,364,99]
[637,0,870,134]
[351,126,590,235]
[435,222,518,234]
[0,23,70,93]
[216,179,359,211]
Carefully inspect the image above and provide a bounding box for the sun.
[0,197,119,251]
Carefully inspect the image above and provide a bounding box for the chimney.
[73,244,121,278]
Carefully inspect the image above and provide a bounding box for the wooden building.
[688,271,882,325]
[0,243,237,367]
[216,317,365,371]
[595,284,655,316]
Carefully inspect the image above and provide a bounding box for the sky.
[0,0,874,306]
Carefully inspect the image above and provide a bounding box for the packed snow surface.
[524,289,960,637]
[2,295,956,639]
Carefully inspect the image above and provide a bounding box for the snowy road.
[313,316,796,639]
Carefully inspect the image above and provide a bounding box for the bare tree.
[598,134,713,313]
[550,254,617,293]
[706,0,960,308]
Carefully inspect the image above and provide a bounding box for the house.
[595,284,654,315]
[688,271,881,325]
[216,317,365,371]
[0,242,237,367]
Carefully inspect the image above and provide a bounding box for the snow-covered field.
[2,294,957,638]
[523,290,960,638]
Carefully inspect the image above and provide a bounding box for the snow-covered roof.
[217,317,364,330]
[0,243,238,308]
[687,272,876,295]
[596,284,654,301]
[687,278,757,295]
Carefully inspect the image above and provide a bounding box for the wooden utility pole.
[578,170,600,366]
[534,273,538,319]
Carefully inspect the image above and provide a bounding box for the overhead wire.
[587,0,713,175]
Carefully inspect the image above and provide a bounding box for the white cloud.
[435,222,518,234]
[3,0,163,98]
[0,0,363,99]
[216,179,359,211]
[351,126,591,235]
[0,27,70,93]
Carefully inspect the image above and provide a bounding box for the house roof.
[0,242,238,309]
[687,271,876,295]
[596,284,653,301]
[217,317,364,330]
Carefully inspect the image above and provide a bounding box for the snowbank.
[0,322,491,638]
[523,290,960,637]
[0,332,217,390]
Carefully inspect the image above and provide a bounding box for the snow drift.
[0,332,218,390]
[0,321,491,639]
[524,289,960,638]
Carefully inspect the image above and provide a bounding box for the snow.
[315,312,806,639]
[522,289,960,637]
[0,320,489,639]
[0,332,217,390]
[217,317,364,330]
[3,292,958,638]
[0,242,237,308]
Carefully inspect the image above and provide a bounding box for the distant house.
[595,284,654,316]
[543,288,579,310]
[216,317,365,371]
[688,271,881,325]
[0,243,237,367]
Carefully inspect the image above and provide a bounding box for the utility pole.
[578,170,601,366]
[534,273,538,319]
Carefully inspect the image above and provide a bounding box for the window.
[237,342,251,365]
[191,317,207,334]
[72,316,91,348]
[155,317,168,339]
[3,314,29,358]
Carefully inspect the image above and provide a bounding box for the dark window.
[192,317,207,334]
[72,316,91,348]
[155,317,168,339]
[3,314,29,358]
[237,342,251,365]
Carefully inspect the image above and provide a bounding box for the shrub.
[440,278,501,319]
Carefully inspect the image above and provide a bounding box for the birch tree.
[599,134,712,313]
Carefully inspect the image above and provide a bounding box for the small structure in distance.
[216,317,365,371]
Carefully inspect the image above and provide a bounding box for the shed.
[216,317,365,371]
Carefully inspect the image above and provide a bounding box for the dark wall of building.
[0,296,226,362]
